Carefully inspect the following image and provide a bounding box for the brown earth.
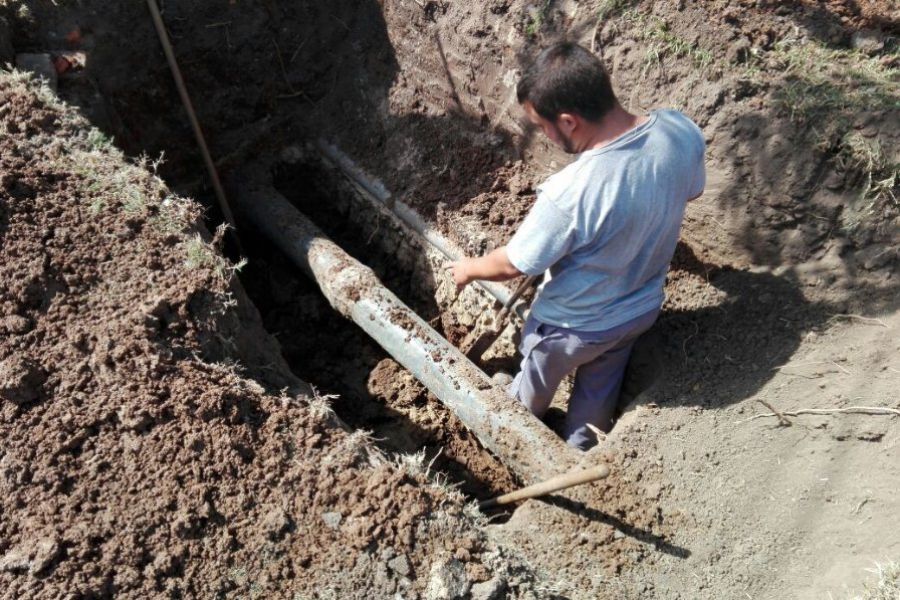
[0,76,540,599]
[2,0,899,598]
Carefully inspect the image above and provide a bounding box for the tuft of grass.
[86,128,113,152]
[770,40,898,130]
[836,132,899,231]
[767,39,898,230]
[849,561,900,600]
[524,0,552,38]
[596,0,633,21]
[620,11,715,74]
[182,230,246,282]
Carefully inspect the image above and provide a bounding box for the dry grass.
[848,561,900,600]
[766,39,899,231]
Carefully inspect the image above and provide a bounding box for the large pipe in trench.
[317,141,528,321]
[230,167,579,484]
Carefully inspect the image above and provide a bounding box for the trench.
[237,149,525,501]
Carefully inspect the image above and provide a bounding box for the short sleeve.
[506,194,577,276]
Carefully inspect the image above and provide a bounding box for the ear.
[557,112,578,134]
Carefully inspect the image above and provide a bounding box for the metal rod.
[146,0,239,235]
[229,167,579,484]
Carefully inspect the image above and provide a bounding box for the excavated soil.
[3,0,899,598]
[0,77,539,599]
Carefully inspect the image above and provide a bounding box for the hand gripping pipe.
[230,166,579,484]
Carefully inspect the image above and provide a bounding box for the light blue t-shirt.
[506,109,705,332]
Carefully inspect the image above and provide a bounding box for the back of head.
[517,42,617,123]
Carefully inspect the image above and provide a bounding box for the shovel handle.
[494,275,536,325]
[479,464,610,509]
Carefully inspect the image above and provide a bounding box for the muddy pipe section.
[317,140,528,322]
[229,165,580,484]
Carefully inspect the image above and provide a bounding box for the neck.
[578,105,645,152]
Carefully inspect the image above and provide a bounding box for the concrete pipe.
[230,166,579,484]
[317,140,528,322]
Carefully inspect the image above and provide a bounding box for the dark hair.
[517,42,617,123]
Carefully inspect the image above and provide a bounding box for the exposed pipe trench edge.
[229,163,580,484]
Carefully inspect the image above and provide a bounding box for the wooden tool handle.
[495,275,536,325]
[146,0,239,236]
[479,464,610,509]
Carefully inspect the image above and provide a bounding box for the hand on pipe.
[444,247,522,292]
[445,258,476,292]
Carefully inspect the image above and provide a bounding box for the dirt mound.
[0,74,538,599]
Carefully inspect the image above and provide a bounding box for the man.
[447,42,705,450]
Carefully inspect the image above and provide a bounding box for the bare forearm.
[446,246,522,290]
[464,247,521,281]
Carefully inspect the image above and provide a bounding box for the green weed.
[182,231,245,281]
[767,40,898,229]
[622,11,715,74]
[596,0,633,21]
[770,40,898,129]
[86,128,113,152]
[524,0,552,38]
[836,132,899,231]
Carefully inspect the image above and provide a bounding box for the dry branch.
[757,399,792,426]
[739,405,900,424]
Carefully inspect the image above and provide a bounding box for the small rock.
[0,355,46,405]
[471,577,507,600]
[388,554,412,577]
[0,315,32,335]
[262,508,292,540]
[321,511,343,529]
[0,547,30,573]
[490,371,513,387]
[851,29,884,55]
[30,538,60,574]
[426,559,470,600]
[151,551,177,577]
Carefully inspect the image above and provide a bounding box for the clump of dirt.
[0,74,539,598]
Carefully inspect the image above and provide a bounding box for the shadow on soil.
[541,495,691,559]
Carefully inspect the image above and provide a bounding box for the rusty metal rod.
[146,0,239,235]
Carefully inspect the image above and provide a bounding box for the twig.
[757,399,792,426]
[271,38,295,93]
[206,21,232,51]
[271,38,313,102]
[289,37,309,63]
[738,405,900,424]
[828,314,888,328]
